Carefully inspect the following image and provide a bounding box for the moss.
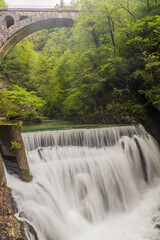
[0,187,27,240]
[10,141,22,150]
[0,215,28,240]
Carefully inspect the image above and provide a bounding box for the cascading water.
[6,125,160,240]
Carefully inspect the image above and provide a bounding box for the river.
[22,120,127,132]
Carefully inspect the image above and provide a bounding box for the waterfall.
[6,125,160,240]
[22,124,148,151]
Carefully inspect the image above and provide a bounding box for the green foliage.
[1,39,39,91]
[0,0,7,8]
[1,0,160,124]
[0,85,45,122]
[105,101,147,124]
[10,141,21,150]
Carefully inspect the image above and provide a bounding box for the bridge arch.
[0,9,78,62]
[5,15,14,28]
[19,15,29,21]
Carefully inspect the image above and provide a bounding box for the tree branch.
[119,3,136,18]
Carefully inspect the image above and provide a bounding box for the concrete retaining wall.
[0,123,32,181]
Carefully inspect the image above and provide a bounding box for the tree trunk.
[127,0,129,10]
[147,0,150,12]
[119,3,135,18]
[107,16,116,54]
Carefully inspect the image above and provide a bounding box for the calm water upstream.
[22,120,126,132]
[6,124,160,240]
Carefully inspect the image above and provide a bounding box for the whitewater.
[6,125,160,240]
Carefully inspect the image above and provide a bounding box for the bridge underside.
[0,18,74,61]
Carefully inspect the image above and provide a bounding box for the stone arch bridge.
[0,8,78,62]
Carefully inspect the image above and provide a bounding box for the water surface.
[22,120,127,132]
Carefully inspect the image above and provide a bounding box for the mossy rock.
[0,187,27,240]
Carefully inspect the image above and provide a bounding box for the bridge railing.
[0,7,79,12]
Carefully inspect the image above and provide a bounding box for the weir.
[4,124,160,240]
[22,124,148,151]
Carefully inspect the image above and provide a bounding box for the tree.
[1,0,160,124]
[0,0,7,8]
[0,85,45,122]
[1,38,39,91]
[60,0,64,7]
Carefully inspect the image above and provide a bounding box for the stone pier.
[0,123,31,181]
